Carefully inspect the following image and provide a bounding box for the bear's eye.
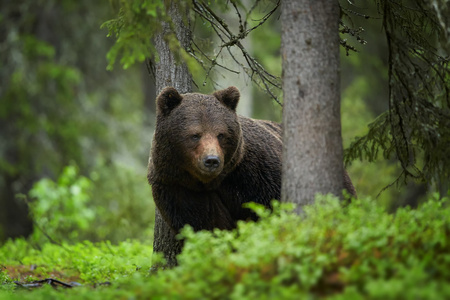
[217,133,225,141]
[191,134,201,141]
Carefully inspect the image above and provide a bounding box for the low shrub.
[1,193,449,299]
[25,163,154,244]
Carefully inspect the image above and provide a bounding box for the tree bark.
[281,0,344,212]
[151,1,192,267]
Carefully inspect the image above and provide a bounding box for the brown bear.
[147,86,355,233]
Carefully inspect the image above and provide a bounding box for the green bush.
[153,194,450,299]
[25,163,154,244]
[1,194,449,299]
[27,165,94,244]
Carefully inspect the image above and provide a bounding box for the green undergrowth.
[0,240,153,284]
[1,194,450,299]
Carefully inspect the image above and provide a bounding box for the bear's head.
[149,86,244,188]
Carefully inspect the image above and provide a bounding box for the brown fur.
[148,86,356,233]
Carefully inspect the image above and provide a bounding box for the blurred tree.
[0,1,85,239]
[0,0,150,241]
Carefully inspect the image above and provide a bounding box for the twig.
[192,0,282,104]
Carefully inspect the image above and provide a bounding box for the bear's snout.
[190,133,225,182]
[203,155,221,170]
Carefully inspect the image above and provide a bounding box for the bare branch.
[191,0,282,104]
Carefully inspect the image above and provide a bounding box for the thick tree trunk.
[151,2,192,267]
[281,0,344,212]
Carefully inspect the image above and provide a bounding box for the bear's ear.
[213,86,240,111]
[156,87,183,116]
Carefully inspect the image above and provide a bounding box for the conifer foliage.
[344,1,450,189]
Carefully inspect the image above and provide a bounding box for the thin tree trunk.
[152,1,192,267]
[281,0,344,212]
[0,174,33,241]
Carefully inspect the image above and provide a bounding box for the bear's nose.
[203,155,220,170]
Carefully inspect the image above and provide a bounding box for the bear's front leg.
[151,183,235,233]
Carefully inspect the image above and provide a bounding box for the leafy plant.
[2,194,449,299]
[25,163,154,244]
[27,165,94,244]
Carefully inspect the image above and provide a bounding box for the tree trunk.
[281,0,344,212]
[0,174,33,241]
[152,1,192,267]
